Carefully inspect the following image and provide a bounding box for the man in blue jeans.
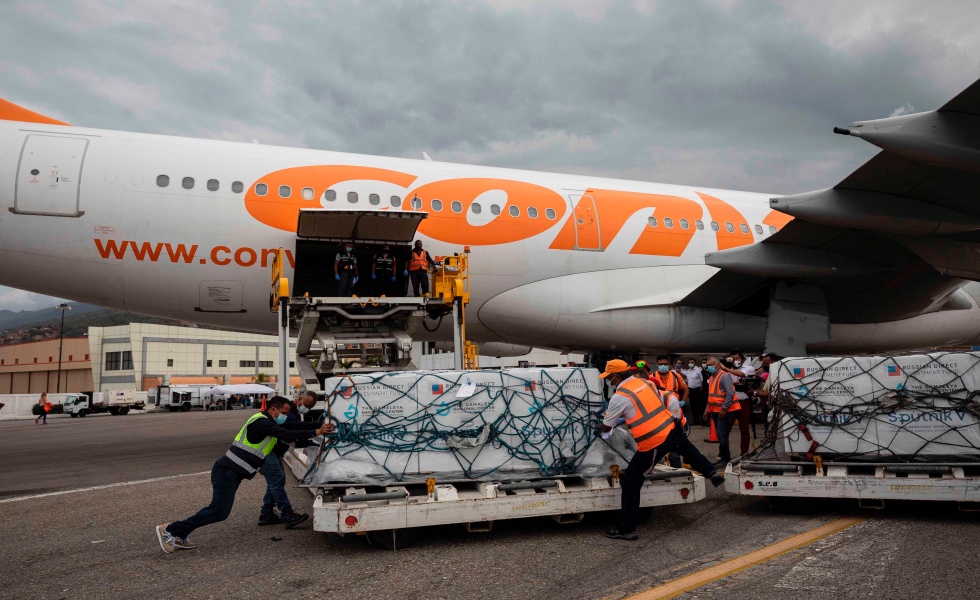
[258,391,322,528]
[703,357,738,467]
[155,397,333,553]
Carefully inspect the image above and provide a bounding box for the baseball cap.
[599,359,630,379]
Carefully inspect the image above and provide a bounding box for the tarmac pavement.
[1,413,978,599]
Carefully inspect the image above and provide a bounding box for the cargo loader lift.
[271,209,479,392]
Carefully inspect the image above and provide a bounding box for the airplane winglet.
[0,97,70,126]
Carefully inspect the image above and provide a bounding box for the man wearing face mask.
[600,359,723,541]
[719,349,756,457]
[155,396,334,554]
[651,356,690,422]
[371,245,397,297]
[408,239,437,297]
[257,391,323,528]
[334,242,359,297]
[679,358,706,425]
[703,357,739,466]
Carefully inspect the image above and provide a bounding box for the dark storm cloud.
[1,0,978,309]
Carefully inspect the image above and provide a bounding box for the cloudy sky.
[2,0,979,311]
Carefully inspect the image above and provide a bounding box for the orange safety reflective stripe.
[706,373,740,413]
[616,378,675,452]
[408,249,430,271]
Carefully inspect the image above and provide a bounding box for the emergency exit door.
[11,134,88,217]
[568,193,601,251]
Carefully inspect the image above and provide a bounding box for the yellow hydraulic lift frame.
[270,248,291,394]
[433,247,479,370]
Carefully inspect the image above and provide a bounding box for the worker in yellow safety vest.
[155,397,334,554]
[600,359,724,540]
[703,356,740,466]
[408,239,437,297]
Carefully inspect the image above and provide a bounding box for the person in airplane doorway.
[35,392,53,425]
[703,357,739,467]
[408,239,436,297]
[155,396,333,553]
[258,391,321,529]
[334,242,359,297]
[720,349,755,457]
[600,359,724,541]
[680,358,706,425]
[372,245,397,297]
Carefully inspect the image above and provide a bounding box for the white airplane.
[2,77,980,358]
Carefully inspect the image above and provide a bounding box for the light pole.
[56,303,71,393]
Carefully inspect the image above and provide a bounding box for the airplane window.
[279,185,291,198]
[725,222,735,233]
[324,189,337,201]
[740,223,749,234]
[664,217,674,229]
[528,207,538,218]
[411,197,423,209]
[431,199,443,211]
[509,206,519,217]
[472,202,482,214]
[391,195,402,207]
[648,217,658,227]
[156,175,169,188]
[769,225,777,234]
[347,191,358,203]
[755,224,764,234]
[680,219,689,230]
[451,201,463,213]
[302,187,314,200]
[31,169,39,175]
[255,183,268,196]
[696,220,704,230]
[207,179,219,192]
[545,208,556,220]
[232,181,243,193]
[369,193,380,205]
[491,205,501,216]
[710,221,719,231]
[182,177,194,190]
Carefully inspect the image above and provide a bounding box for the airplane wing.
[681,77,980,355]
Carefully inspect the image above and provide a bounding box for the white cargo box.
[305,367,633,485]
[772,353,980,459]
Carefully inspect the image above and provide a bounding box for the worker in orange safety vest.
[407,239,437,297]
[703,356,740,466]
[600,359,724,540]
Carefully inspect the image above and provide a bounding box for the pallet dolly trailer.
[725,456,980,511]
[285,450,706,547]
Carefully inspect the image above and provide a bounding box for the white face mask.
[297,404,310,415]
[734,360,742,368]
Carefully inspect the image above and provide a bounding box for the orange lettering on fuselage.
[696,192,754,250]
[244,166,418,232]
[402,178,566,245]
[549,189,703,256]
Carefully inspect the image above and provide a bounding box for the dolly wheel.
[366,528,421,550]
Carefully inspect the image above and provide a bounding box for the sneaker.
[282,511,309,529]
[712,459,728,468]
[156,523,176,554]
[710,474,726,487]
[173,536,197,550]
[604,528,638,541]
[258,512,284,526]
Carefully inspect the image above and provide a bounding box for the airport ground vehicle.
[284,450,704,549]
[155,384,210,412]
[64,390,146,417]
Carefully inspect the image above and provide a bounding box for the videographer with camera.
[718,349,756,457]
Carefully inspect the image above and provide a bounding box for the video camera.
[733,375,763,393]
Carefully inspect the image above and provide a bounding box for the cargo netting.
[756,353,980,462]
[299,367,636,485]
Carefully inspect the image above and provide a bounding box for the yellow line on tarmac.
[628,516,868,600]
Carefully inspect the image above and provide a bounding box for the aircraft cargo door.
[293,209,428,297]
[12,134,88,217]
[568,193,601,251]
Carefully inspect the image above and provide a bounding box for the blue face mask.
[707,366,716,374]
[658,365,670,373]
[274,412,287,425]
[345,246,353,252]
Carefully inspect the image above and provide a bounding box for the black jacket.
[216,411,319,477]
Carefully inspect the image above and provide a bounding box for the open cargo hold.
[285,367,705,544]
[725,352,980,508]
